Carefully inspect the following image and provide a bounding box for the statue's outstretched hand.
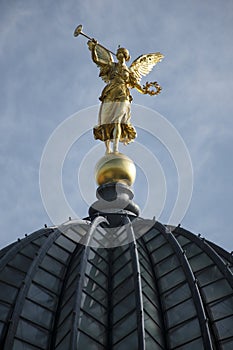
[142,81,162,96]
[87,39,98,50]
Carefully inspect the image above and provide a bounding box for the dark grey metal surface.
[163,228,214,349]
[128,220,146,350]
[0,218,232,349]
[4,229,61,349]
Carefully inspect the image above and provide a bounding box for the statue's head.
[116,47,130,62]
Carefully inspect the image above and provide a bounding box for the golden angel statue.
[74,25,163,154]
[88,39,164,153]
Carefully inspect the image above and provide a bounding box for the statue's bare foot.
[105,140,112,154]
[105,146,112,154]
[113,139,119,153]
[113,147,119,154]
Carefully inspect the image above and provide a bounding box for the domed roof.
[0,216,233,349]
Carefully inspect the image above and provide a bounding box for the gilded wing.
[88,41,114,83]
[129,53,164,83]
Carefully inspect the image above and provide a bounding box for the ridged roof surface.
[0,216,233,350]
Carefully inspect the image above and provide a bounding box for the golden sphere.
[95,153,136,186]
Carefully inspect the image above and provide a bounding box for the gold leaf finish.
[95,153,136,186]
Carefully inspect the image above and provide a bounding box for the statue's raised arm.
[88,40,113,64]
[87,40,114,83]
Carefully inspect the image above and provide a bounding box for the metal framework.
[0,228,54,271]
[173,227,233,288]
[163,228,214,349]
[127,220,146,350]
[70,216,107,349]
[0,218,233,349]
[3,229,61,349]
[140,234,169,349]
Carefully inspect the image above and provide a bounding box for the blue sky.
[0,0,233,250]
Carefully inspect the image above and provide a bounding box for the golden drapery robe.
[93,64,137,143]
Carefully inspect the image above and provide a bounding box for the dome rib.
[173,228,233,288]
[3,229,60,350]
[69,217,106,349]
[0,228,56,349]
[207,241,233,268]
[0,229,54,272]
[53,216,108,349]
[173,226,233,349]
[50,242,81,349]
[107,248,113,349]
[68,244,90,349]
[128,220,146,350]
[144,222,206,349]
[140,234,168,349]
[163,227,214,349]
[51,243,84,349]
